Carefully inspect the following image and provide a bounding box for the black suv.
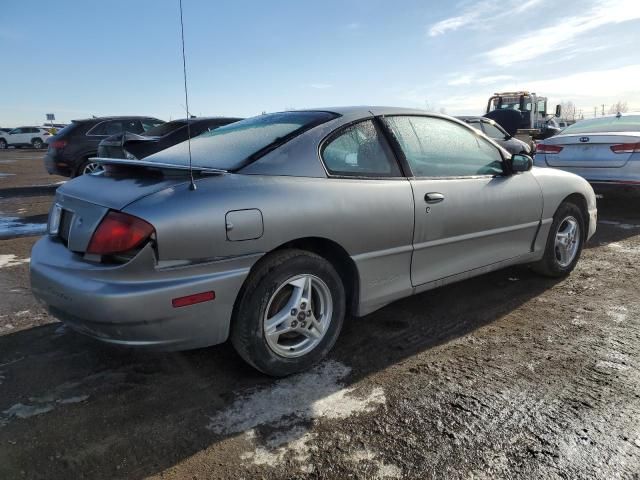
[44,116,164,177]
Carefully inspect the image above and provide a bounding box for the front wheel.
[31,138,43,149]
[0,139,7,149]
[231,249,346,376]
[532,201,585,277]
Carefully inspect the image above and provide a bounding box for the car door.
[8,128,26,145]
[319,117,415,313]
[382,115,543,286]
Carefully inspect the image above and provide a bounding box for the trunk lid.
[544,133,640,168]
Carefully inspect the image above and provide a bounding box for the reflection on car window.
[142,119,165,132]
[142,120,187,137]
[384,116,503,178]
[322,120,401,177]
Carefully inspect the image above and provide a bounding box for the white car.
[0,126,52,149]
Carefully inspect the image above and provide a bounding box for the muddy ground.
[0,149,639,479]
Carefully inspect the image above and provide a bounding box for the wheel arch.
[560,192,589,240]
[235,236,360,319]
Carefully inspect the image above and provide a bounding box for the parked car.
[98,117,242,160]
[534,112,640,189]
[0,126,52,149]
[44,116,164,177]
[457,116,532,155]
[30,107,597,376]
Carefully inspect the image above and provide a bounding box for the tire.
[0,139,7,149]
[532,201,585,277]
[231,249,346,376]
[77,159,104,177]
[31,138,43,149]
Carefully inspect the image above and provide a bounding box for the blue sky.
[2,0,639,126]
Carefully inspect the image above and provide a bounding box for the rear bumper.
[44,150,73,177]
[30,237,258,350]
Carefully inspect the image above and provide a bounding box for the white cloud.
[448,74,514,86]
[309,83,333,89]
[428,0,543,36]
[448,75,472,86]
[485,0,640,66]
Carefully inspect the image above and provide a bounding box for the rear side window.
[142,119,164,131]
[89,120,142,136]
[384,116,503,178]
[321,120,401,177]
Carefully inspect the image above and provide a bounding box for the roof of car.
[284,106,433,117]
[71,116,162,123]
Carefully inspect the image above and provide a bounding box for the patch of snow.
[348,448,403,479]
[607,306,628,323]
[57,395,90,405]
[207,360,385,434]
[595,360,630,371]
[508,277,519,282]
[241,428,316,467]
[3,403,54,419]
[0,173,16,178]
[0,254,30,268]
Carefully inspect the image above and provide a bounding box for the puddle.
[0,215,46,238]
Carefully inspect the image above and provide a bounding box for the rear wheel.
[231,249,346,376]
[532,201,585,277]
[31,138,44,149]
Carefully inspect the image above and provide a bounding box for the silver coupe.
[30,107,597,376]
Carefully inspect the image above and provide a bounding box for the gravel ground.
[0,149,639,479]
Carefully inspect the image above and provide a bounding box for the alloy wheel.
[554,216,580,267]
[83,162,104,175]
[263,274,333,358]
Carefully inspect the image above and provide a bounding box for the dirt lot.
[0,149,639,479]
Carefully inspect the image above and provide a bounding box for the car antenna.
[179,0,196,191]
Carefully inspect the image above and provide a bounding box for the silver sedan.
[534,112,640,189]
[30,107,597,376]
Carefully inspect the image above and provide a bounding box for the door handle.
[424,192,444,204]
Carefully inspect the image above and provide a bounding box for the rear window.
[147,111,338,170]
[53,123,77,137]
[143,120,187,137]
[562,115,640,134]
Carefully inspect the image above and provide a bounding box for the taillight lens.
[51,139,67,149]
[537,144,564,154]
[87,211,154,255]
[610,142,640,154]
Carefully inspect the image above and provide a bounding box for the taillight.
[537,144,563,154]
[50,139,67,149]
[87,211,154,255]
[610,142,640,154]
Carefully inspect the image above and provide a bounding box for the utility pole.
[601,104,605,116]
[594,106,597,118]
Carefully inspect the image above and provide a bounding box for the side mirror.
[555,104,561,118]
[508,153,533,173]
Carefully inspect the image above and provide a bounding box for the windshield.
[147,111,338,170]
[142,120,187,137]
[490,96,532,112]
[561,115,640,134]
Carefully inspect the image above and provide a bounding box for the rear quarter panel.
[124,173,416,315]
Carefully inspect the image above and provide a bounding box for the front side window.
[321,120,401,177]
[384,116,504,178]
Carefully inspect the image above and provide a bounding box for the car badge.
[579,137,589,143]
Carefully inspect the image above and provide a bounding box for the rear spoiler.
[91,157,227,175]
